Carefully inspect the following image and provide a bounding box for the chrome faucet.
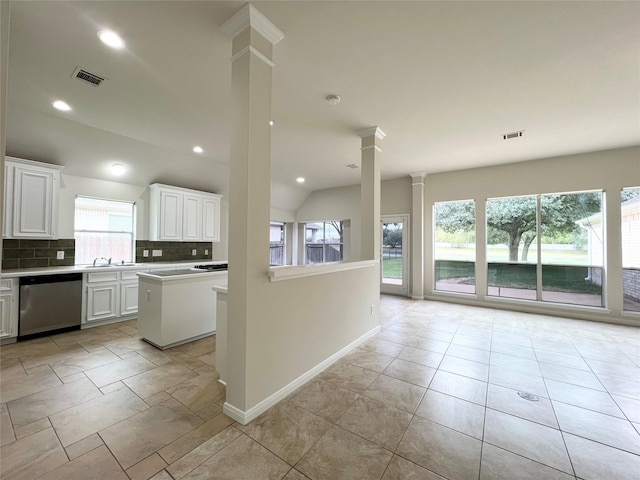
[92,257,112,266]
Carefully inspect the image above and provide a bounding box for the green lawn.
[382,258,403,279]
[384,247,600,294]
[436,246,590,264]
[436,260,601,294]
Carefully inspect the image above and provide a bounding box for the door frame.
[380,214,410,296]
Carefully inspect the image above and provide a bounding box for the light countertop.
[138,268,228,282]
[0,261,227,278]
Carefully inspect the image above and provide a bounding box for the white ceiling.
[5,1,640,211]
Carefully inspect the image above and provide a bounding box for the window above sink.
[74,197,136,265]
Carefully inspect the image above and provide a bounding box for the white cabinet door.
[86,284,119,322]
[202,195,220,242]
[182,194,202,241]
[159,189,182,241]
[0,278,18,339]
[120,282,139,316]
[0,294,14,339]
[3,163,13,239]
[12,164,59,238]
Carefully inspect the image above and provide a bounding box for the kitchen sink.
[84,263,140,268]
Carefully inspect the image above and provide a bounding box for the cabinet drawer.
[87,271,119,283]
[120,270,143,281]
[0,279,14,291]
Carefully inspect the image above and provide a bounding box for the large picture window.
[622,187,640,312]
[434,200,476,294]
[74,197,135,265]
[486,195,537,300]
[543,191,602,306]
[486,191,603,307]
[305,221,343,264]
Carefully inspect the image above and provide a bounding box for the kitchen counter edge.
[0,261,228,278]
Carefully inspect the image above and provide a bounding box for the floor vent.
[517,391,540,402]
[72,67,105,87]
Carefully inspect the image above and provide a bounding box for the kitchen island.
[137,268,227,349]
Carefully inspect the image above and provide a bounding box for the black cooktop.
[193,263,228,271]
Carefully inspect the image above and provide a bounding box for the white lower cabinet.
[0,279,19,340]
[86,283,119,322]
[120,270,140,317]
[84,270,141,324]
[85,271,120,323]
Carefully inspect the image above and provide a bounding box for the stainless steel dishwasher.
[19,273,83,338]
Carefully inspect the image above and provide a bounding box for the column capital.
[410,171,426,185]
[221,3,285,45]
[357,126,386,140]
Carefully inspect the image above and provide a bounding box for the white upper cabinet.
[3,157,63,239]
[158,188,182,241]
[182,193,202,241]
[149,184,221,242]
[201,195,221,242]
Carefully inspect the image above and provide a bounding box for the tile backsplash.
[2,239,75,269]
[135,241,213,263]
[1,239,213,270]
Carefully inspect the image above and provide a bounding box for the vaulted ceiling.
[5,1,639,210]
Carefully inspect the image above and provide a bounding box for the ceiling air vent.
[503,130,524,140]
[72,67,105,87]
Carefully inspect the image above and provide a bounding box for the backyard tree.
[328,221,343,242]
[436,193,602,262]
[383,223,403,248]
[622,189,640,202]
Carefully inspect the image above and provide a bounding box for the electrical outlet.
[205,249,209,256]
[192,249,197,256]
[370,304,375,315]
[152,249,162,257]
[143,250,149,257]
[56,251,64,260]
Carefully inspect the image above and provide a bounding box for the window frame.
[485,190,604,307]
[304,221,344,264]
[433,199,477,295]
[74,196,136,265]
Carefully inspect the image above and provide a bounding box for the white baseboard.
[411,295,424,300]
[223,324,382,425]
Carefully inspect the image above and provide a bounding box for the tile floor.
[1,295,639,479]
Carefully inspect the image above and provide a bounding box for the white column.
[221,4,284,413]
[475,197,487,300]
[0,2,10,264]
[605,189,624,315]
[410,172,426,299]
[359,127,385,261]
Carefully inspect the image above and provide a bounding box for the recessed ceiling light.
[98,30,125,49]
[52,100,72,112]
[296,177,305,184]
[193,146,204,154]
[269,120,274,126]
[111,163,126,175]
